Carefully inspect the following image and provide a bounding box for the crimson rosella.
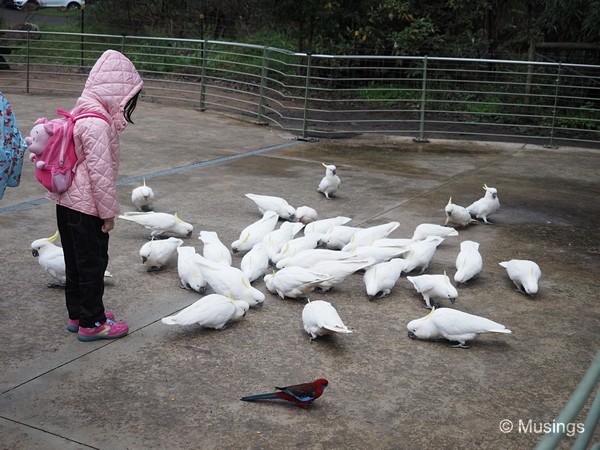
[241,379,329,408]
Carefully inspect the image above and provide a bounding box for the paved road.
[0,6,70,26]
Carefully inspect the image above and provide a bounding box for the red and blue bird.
[241,378,329,408]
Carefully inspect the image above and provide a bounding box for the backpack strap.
[57,109,109,123]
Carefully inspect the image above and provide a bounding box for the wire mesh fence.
[1,30,599,147]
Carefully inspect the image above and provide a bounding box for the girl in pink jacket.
[47,50,144,341]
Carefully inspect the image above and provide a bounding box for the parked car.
[2,0,84,10]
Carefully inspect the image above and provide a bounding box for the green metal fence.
[1,30,599,147]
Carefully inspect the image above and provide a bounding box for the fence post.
[301,53,312,140]
[414,55,429,143]
[255,46,269,125]
[199,39,207,111]
[544,62,561,149]
[25,30,30,94]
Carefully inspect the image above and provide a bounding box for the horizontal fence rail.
[1,30,599,147]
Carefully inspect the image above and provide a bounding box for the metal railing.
[1,30,599,147]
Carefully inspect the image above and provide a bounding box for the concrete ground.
[0,93,599,450]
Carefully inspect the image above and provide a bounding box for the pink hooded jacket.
[46,50,144,219]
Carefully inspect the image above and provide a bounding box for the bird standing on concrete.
[467,184,500,224]
[317,163,341,199]
[131,179,155,212]
[302,300,353,341]
[406,272,458,309]
[245,193,296,221]
[161,294,248,330]
[454,240,483,285]
[241,379,329,407]
[499,259,541,295]
[407,307,512,349]
[118,211,193,238]
[444,197,474,228]
[139,237,183,271]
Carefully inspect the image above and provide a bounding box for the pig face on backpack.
[25,119,53,169]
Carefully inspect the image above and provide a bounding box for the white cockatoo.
[161,294,249,330]
[407,307,512,349]
[341,221,400,252]
[499,259,541,295]
[131,178,155,212]
[411,223,459,241]
[444,197,475,228]
[262,221,304,261]
[311,257,375,291]
[194,254,265,307]
[31,231,111,287]
[317,163,341,199]
[467,184,500,224]
[319,225,361,250]
[31,231,67,287]
[275,249,355,270]
[401,236,444,274]
[304,216,352,236]
[177,246,207,293]
[118,211,193,237]
[231,210,279,253]
[264,266,332,299]
[302,299,353,341]
[363,258,405,299]
[139,237,183,271]
[245,193,296,221]
[371,237,414,248]
[350,245,409,264]
[271,233,321,265]
[295,206,318,224]
[241,242,270,283]
[454,240,483,284]
[199,230,232,266]
[407,272,458,309]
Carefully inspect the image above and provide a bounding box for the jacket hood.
[74,49,144,132]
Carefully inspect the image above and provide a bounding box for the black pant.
[56,205,108,328]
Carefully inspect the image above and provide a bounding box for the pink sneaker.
[67,311,115,332]
[77,319,129,342]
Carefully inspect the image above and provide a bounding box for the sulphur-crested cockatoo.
[31,231,111,287]
[271,234,321,265]
[407,307,512,349]
[195,254,265,307]
[264,266,332,299]
[467,184,500,224]
[241,242,270,283]
[302,299,352,341]
[454,240,483,284]
[131,179,155,212]
[199,230,232,266]
[317,163,341,199]
[118,211,193,237]
[177,246,207,293]
[139,237,183,271]
[342,221,400,252]
[304,216,352,236]
[245,193,296,221]
[363,258,405,299]
[295,206,318,224]
[499,259,541,295]
[444,197,475,228]
[161,294,249,330]
[311,257,375,291]
[407,272,458,309]
[231,210,279,253]
[411,223,458,241]
[401,236,444,274]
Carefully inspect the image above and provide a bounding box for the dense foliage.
[86,0,599,60]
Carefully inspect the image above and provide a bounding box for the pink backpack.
[27,109,108,194]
